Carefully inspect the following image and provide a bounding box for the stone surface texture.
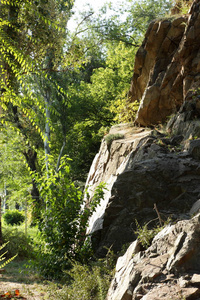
[85,1,200,299]
[106,213,200,300]
[128,0,200,126]
[86,98,200,257]
[85,124,152,235]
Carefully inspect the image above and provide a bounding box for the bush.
[35,154,107,279]
[3,210,25,226]
[2,227,35,259]
[36,257,114,300]
[58,254,115,300]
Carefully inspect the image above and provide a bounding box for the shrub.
[59,254,115,300]
[2,227,35,259]
[38,258,114,300]
[34,154,107,279]
[3,210,25,226]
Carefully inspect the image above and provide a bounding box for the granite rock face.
[86,98,200,257]
[128,0,200,126]
[85,124,152,236]
[85,1,200,298]
[106,213,200,300]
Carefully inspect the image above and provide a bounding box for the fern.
[0,242,17,269]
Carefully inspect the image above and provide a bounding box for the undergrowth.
[2,225,38,259]
[1,224,115,299]
[62,260,114,300]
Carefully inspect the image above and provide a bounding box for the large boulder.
[85,124,152,235]
[84,0,200,298]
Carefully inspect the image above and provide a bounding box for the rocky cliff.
[87,98,200,258]
[85,0,200,299]
[132,0,200,126]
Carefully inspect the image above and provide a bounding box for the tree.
[0,0,173,274]
[0,130,32,209]
[0,0,74,216]
[59,0,173,178]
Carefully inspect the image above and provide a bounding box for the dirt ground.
[0,280,46,299]
[0,262,62,300]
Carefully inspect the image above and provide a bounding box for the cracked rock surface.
[106,213,200,300]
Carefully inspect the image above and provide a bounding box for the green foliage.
[0,242,17,269]
[81,0,172,46]
[88,42,136,121]
[0,0,174,189]
[33,254,115,299]
[0,0,174,280]
[2,227,35,259]
[111,97,140,123]
[104,133,125,147]
[135,220,164,249]
[58,249,115,300]
[0,130,32,206]
[3,210,25,226]
[90,182,108,210]
[58,42,133,179]
[63,261,113,300]
[173,0,193,15]
[34,156,107,279]
[65,120,104,180]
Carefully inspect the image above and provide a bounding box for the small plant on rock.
[104,133,124,148]
[134,220,162,249]
[135,214,171,249]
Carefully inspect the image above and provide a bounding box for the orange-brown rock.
[129,0,200,126]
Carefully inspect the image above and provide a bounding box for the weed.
[104,133,124,147]
[134,217,171,249]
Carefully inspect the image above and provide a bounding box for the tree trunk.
[44,89,51,176]
[22,149,42,221]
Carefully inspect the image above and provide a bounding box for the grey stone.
[190,199,200,216]
[107,214,200,300]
